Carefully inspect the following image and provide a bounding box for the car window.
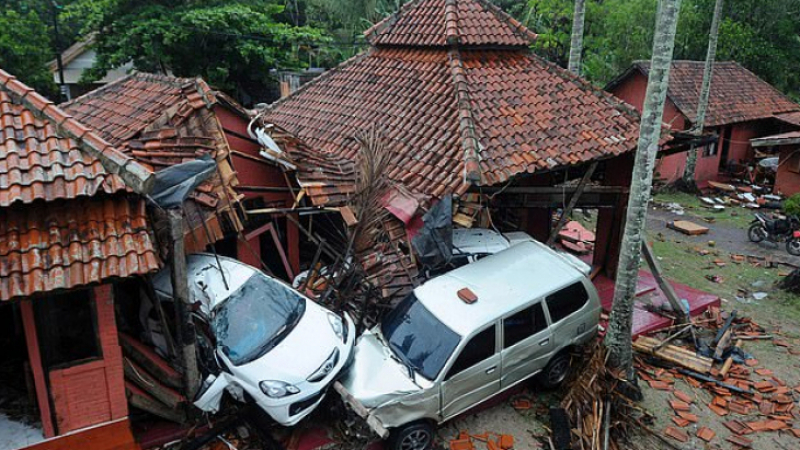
[445,325,496,380]
[546,282,589,324]
[503,302,547,348]
[382,293,461,381]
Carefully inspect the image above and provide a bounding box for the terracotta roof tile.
[628,61,800,128]
[775,111,800,127]
[0,86,127,207]
[261,47,640,198]
[0,195,159,301]
[365,0,536,47]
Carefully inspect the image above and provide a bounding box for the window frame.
[544,281,591,325]
[502,301,549,349]
[443,323,497,381]
[34,288,103,370]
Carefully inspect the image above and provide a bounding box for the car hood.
[230,300,342,384]
[340,329,421,409]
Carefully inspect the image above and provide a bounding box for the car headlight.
[328,313,344,340]
[260,380,300,398]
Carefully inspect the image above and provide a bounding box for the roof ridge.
[0,69,155,194]
[445,0,460,45]
[473,0,538,43]
[448,48,481,183]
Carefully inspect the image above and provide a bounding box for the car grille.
[289,391,325,417]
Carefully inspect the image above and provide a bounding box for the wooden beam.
[751,137,800,148]
[640,241,691,324]
[167,208,200,399]
[546,161,598,246]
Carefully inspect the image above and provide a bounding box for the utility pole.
[682,0,724,188]
[567,0,587,75]
[168,208,200,399]
[604,0,683,373]
[50,1,69,101]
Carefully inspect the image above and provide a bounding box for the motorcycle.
[748,213,800,256]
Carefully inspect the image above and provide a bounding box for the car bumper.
[254,313,357,426]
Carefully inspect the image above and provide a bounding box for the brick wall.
[48,283,128,434]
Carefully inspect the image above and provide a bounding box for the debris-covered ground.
[634,194,800,449]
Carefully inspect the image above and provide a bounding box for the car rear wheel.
[388,421,436,450]
[537,352,571,389]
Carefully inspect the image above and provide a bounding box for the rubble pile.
[634,307,800,447]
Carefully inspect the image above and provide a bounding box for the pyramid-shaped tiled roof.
[262,0,641,202]
[366,0,536,47]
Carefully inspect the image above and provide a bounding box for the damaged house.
[255,0,718,335]
[0,70,157,450]
[607,61,800,187]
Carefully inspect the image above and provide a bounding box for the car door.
[440,324,500,420]
[499,301,553,389]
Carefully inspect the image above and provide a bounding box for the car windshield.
[212,275,306,366]
[381,292,460,380]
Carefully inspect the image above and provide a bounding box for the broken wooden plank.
[641,242,691,324]
[546,161,599,246]
[667,220,710,236]
[126,381,186,424]
[124,357,186,410]
[634,336,713,373]
[119,332,183,389]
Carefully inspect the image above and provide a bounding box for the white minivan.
[340,240,601,450]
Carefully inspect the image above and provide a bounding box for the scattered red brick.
[745,359,759,367]
[754,368,773,376]
[676,411,698,423]
[648,380,672,391]
[729,400,753,415]
[726,435,753,448]
[773,339,791,347]
[759,402,775,415]
[723,420,750,435]
[664,426,689,443]
[708,403,729,416]
[672,417,690,427]
[789,429,800,438]
[754,381,776,393]
[669,400,692,412]
[673,390,693,403]
[696,427,716,442]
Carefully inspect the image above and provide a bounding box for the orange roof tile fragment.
[696,427,715,442]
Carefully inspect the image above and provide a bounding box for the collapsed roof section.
[0,69,159,301]
[259,0,641,205]
[62,71,246,249]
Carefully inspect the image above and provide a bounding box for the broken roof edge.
[0,69,155,195]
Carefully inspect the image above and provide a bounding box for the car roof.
[152,253,260,312]
[415,240,587,337]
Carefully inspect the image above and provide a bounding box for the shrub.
[783,193,800,217]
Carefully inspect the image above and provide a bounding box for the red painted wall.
[776,145,800,196]
[609,71,773,185]
[48,284,127,434]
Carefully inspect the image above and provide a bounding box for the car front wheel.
[388,421,436,450]
[537,352,571,389]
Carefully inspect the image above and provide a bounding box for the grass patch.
[653,191,755,229]
[649,231,800,335]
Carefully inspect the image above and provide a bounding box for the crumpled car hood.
[340,329,420,409]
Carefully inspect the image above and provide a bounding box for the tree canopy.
[0,0,798,102]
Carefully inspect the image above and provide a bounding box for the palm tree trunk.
[604,0,683,372]
[682,0,724,187]
[567,0,587,75]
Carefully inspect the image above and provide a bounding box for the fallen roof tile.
[696,427,715,442]
[664,426,689,443]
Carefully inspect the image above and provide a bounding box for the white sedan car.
[151,254,355,426]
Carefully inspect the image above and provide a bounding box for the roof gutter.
[0,70,155,195]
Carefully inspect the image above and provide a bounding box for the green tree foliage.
[71,0,328,101]
[0,7,57,95]
[516,0,800,99]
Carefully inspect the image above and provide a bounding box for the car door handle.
[485,366,497,375]
[539,339,550,346]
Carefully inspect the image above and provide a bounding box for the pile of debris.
[633,307,800,447]
[558,344,656,450]
[701,181,784,211]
